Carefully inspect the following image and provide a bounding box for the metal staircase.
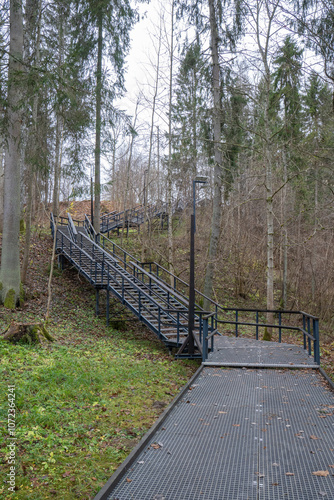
[50,213,214,359]
[100,203,167,235]
[50,212,320,365]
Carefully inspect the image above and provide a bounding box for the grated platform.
[205,336,319,368]
[104,368,334,500]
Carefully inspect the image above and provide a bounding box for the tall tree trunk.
[121,99,139,247]
[282,148,288,309]
[167,0,175,277]
[157,125,160,201]
[0,138,4,232]
[203,0,223,310]
[93,9,103,233]
[52,6,64,216]
[22,0,42,284]
[254,0,278,339]
[142,23,162,260]
[0,0,23,307]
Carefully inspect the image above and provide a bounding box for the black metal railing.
[67,213,78,242]
[214,307,320,365]
[139,261,320,365]
[50,213,320,364]
[100,203,167,234]
[84,214,97,241]
[54,227,202,348]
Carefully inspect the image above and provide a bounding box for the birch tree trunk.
[93,10,103,233]
[254,0,279,339]
[203,0,223,309]
[0,0,24,307]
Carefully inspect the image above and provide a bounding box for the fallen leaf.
[312,471,329,477]
[272,482,279,486]
[219,411,227,414]
[232,424,240,427]
[328,465,334,468]
[310,435,319,440]
[286,472,294,476]
[151,443,161,449]
[126,478,132,483]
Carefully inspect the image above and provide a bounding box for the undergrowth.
[0,231,197,499]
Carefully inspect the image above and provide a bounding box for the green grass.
[0,332,195,499]
[0,232,197,500]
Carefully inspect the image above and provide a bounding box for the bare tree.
[203,0,223,309]
[0,0,24,307]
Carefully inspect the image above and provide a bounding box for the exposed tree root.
[0,322,54,344]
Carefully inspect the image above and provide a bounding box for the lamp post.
[188,176,208,355]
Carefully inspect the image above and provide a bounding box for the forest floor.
[0,223,197,499]
[0,201,333,499]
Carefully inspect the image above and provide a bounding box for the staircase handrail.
[100,210,118,220]
[99,233,141,270]
[141,261,206,310]
[56,229,191,336]
[84,214,97,241]
[74,232,191,320]
[98,235,196,316]
[129,261,191,311]
[67,212,78,242]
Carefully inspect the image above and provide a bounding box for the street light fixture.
[188,176,208,355]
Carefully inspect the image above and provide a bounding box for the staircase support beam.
[96,289,100,317]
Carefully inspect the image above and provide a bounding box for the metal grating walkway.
[104,368,334,500]
[205,336,319,368]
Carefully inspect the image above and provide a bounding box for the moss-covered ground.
[0,230,198,499]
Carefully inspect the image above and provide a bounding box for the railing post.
[210,315,214,353]
[313,318,320,365]
[106,288,110,327]
[256,311,259,340]
[177,312,180,345]
[138,292,141,318]
[303,314,306,350]
[95,290,99,317]
[307,317,311,355]
[278,312,282,343]
[235,310,238,337]
[202,317,208,362]
[158,307,161,339]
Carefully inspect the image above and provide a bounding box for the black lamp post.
[188,176,208,355]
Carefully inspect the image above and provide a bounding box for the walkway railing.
[215,307,320,365]
[53,223,213,353]
[139,262,320,365]
[50,213,320,364]
[100,203,167,234]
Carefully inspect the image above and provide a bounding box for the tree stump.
[0,322,54,344]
